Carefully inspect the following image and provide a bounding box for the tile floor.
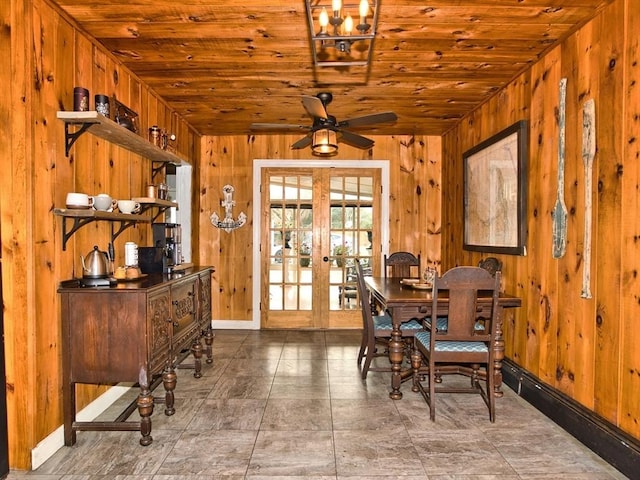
[9,329,628,479]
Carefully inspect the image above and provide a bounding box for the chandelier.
[305,0,379,67]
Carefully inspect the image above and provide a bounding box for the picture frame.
[463,120,528,255]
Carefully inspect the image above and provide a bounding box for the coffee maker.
[152,223,182,272]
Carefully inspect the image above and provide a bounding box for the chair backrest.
[354,258,374,339]
[478,257,503,277]
[384,251,421,278]
[431,266,501,342]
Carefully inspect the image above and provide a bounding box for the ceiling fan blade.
[291,134,313,150]
[338,112,398,129]
[302,95,329,119]
[250,123,309,132]
[338,130,375,149]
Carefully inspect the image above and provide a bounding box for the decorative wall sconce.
[305,0,379,67]
[210,185,247,233]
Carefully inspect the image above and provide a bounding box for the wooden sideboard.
[58,266,213,446]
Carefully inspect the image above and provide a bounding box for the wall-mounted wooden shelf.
[54,208,150,251]
[57,111,187,165]
[132,198,179,222]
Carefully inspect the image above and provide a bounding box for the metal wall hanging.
[210,185,247,233]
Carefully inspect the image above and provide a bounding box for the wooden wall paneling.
[618,0,640,435]
[198,137,229,320]
[423,135,442,272]
[211,137,230,319]
[200,134,441,322]
[592,0,624,423]
[198,136,221,319]
[219,140,252,321]
[553,37,581,400]
[395,134,420,254]
[522,51,559,383]
[67,33,94,282]
[569,20,599,409]
[620,0,640,438]
[88,47,112,252]
[127,77,149,253]
[496,74,531,362]
[440,126,463,270]
[5,0,34,469]
[32,6,73,447]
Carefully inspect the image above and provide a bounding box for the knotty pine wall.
[198,134,443,323]
[1,0,199,469]
[442,0,640,439]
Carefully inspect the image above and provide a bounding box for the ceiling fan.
[250,92,398,155]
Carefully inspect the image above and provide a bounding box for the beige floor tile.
[334,428,426,476]
[247,430,335,476]
[27,330,628,480]
[261,398,332,430]
[208,375,274,399]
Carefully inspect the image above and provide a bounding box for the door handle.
[323,256,329,262]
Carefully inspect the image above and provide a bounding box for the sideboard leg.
[136,384,154,446]
[204,327,214,364]
[191,340,203,378]
[162,368,177,416]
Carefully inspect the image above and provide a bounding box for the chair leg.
[429,362,436,420]
[411,348,422,393]
[357,334,367,367]
[488,364,496,422]
[361,350,373,380]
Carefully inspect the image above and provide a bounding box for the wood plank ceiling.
[51,0,613,137]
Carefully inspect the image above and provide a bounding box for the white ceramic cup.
[93,194,117,212]
[117,200,141,214]
[66,192,93,208]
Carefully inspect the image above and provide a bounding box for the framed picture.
[463,120,528,255]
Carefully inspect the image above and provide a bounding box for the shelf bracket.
[138,205,170,223]
[64,122,94,157]
[110,220,140,243]
[152,161,165,179]
[60,216,96,251]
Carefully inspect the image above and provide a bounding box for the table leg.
[388,323,405,399]
[493,307,505,397]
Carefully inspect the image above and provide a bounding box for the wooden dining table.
[364,276,522,400]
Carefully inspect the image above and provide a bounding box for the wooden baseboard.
[502,359,639,478]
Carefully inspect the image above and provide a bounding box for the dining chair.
[354,258,424,380]
[412,266,501,421]
[384,251,421,278]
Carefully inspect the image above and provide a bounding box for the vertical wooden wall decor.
[581,99,596,299]
[552,78,568,258]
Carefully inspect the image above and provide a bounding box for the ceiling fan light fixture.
[312,129,338,156]
[306,0,378,67]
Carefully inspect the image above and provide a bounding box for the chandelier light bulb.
[332,0,342,14]
[344,14,354,35]
[359,0,369,17]
[318,7,329,34]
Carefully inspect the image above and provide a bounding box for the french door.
[260,167,382,329]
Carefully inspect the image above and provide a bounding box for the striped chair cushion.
[424,317,449,331]
[424,317,486,332]
[373,316,423,331]
[415,330,489,353]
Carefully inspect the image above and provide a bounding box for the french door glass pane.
[329,175,374,311]
[268,174,313,311]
